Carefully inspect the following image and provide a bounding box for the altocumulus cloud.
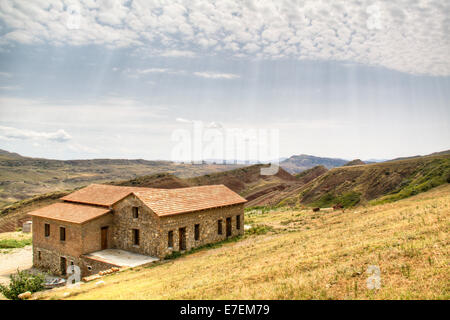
[0,0,448,76]
[0,126,72,143]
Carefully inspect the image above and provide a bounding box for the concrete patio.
[83,249,159,268]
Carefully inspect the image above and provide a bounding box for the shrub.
[337,191,361,208]
[311,192,336,208]
[0,238,32,249]
[164,251,182,260]
[310,191,361,208]
[0,269,45,300]
[246,224,274,235]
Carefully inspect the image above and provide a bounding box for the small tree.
[0,269,45,300]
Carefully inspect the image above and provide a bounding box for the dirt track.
[0,246,33,285]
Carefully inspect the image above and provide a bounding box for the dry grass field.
[36,184,449,300]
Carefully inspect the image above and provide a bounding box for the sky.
[0,0,449,161]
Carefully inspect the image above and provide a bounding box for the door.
[60,257,67,276]
[226,217,232,237]
[179,227,186,250]
[101,226,108,250]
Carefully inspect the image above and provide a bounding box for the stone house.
[29,184,246,277]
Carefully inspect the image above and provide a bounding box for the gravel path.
[0,245,33,285]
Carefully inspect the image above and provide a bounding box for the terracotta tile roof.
[134,184,247,217]
[61,184,152,207]
[28,202,111,224]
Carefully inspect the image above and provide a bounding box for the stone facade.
[32,196,245,277]
[110,194,244,259]
[157,204,244,257]
[111,194,161,257]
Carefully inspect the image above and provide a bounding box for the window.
[168,231,173,248]
[236,215,241,230]
[132,207,139,219]
[218,219,223,235]
[132,229,140,246]
[44,223,50,237]
[38,251,41,260]
[194,224,200,241]
[60,227,66,241]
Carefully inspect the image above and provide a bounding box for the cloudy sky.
[0,0,449,161]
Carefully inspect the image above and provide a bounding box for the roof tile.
[32,184,246,224]
[61,184,152,207]
[134,185,247,216]
[28,202,111,224]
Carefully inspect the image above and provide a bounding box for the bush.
[0,238,32,249]
[0,269,45,300]
[311,192,336,208]
[337,191,361,208]
[310,191,361,208]
[164,251,182,260]
[246,224,274,235]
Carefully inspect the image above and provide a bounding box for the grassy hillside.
[36,184,450,300]
[111,173,190,189]
[0,191,71,233]
[0,149,241,207]
[185,164,309,207]
[295,165,328,184]
[0,149,24,160]
[285,154,450,208]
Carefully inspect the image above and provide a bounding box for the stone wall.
[112,196,244,259]
[33,246,82,277]
[111,194,161,256]
[79,256,119,276]
[33,246,118,278]
[158,203,244,258]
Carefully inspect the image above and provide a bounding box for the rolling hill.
[281,153,450,208]
[1,151,449,233]
[0,149,24,160]
[0,149,242,208]
[280,154,348,174]
[343,159,366,166]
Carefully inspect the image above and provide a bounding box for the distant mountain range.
[280,154,349,174]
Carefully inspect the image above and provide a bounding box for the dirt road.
[0,246,33,285]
